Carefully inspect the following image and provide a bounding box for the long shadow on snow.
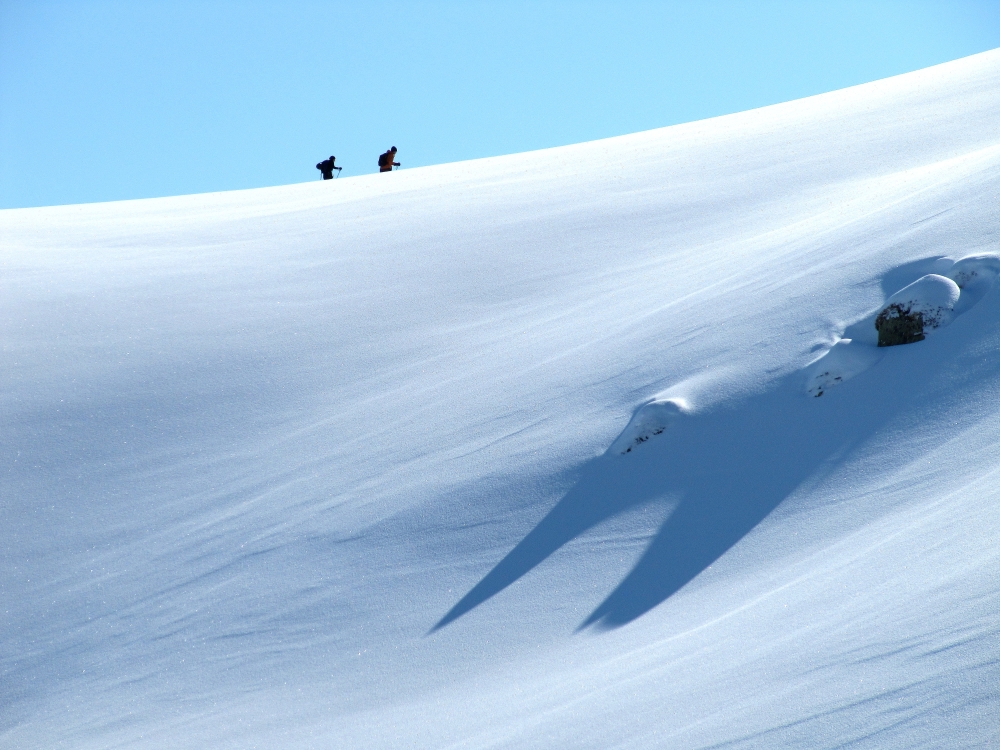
[434,257,968,632]
[433,374,912,632]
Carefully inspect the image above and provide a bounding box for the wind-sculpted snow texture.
[4,51,1000,749]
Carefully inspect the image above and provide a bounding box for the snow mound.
[945,253,1000,313]
[805,338,883,398]
[611,398,690,454]
[945,253,1000,290]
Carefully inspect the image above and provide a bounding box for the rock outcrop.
[874,274,959,347]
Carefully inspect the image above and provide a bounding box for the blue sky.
[2,1,999,209]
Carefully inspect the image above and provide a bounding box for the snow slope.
[4,50,1000,748]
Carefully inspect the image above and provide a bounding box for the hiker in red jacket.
[378,147,399,173]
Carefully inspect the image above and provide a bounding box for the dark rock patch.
[875,304,925,347]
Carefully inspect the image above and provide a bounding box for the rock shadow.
[434,365,917,632]
[878,256,946,299]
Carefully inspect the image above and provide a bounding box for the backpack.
[378,152,388,168]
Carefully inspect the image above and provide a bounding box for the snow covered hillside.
[4,50,1000,749]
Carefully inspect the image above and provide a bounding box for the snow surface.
[4,50,1000,749]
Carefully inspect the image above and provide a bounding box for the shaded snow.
[4,50,1000,749]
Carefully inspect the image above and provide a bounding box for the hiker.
[378,147,399,173]
[316,156,341,180]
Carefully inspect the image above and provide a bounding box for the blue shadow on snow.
[433,256,987,631]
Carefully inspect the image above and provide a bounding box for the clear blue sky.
[2,1,999,209]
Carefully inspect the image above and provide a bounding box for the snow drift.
[4,50,1000,749]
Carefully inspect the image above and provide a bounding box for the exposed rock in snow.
[875,274,960,346]
[806,254,1000,397]
[875,305,925,346]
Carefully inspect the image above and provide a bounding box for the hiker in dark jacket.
[316,156,341,180]
[378,147,399,173]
